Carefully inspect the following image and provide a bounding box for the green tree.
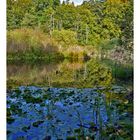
[52,29,77,46]
[21,7,38,27]
[7,0,33,29]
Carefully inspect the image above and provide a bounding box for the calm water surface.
[7,58,133,88]
[7,58,133,140]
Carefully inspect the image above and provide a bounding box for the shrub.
[52,29,77,47]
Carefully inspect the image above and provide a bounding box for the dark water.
[7,59,133,140]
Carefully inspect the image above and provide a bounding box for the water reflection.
[7,59,113,88]
[7,59,133,88]
[7,87,122,139]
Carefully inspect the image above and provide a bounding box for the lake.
[7,58,133,140]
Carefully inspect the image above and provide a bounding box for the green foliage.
[101,59,133,84]
[7,0,133,61]
[7,0,33,29]
[120,0,133,51]
[85,59,113,86]
[7,28,66,62]
[52,29,77,46]
[21,11,38,27]
[99,38,120,51]
[112,64,133,81]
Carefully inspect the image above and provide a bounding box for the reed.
[7,28,95,61]
[7,28,59,54]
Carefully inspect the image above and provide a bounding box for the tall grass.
[59,45,97,61]
[7,28,59,54]
[102,59,133,82]
[7,28,97,61]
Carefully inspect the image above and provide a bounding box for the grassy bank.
[7,28,96,62]
[7,28,131,63]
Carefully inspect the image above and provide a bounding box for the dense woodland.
[7,0,133,63]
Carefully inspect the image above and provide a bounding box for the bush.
[52,29,77,47]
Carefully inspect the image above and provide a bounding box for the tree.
[7,0,32,29]
[53,0,60,8]
[120,0,133,51]
[52,29,77,46]
[21,13,38,27]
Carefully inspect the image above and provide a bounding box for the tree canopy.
[7,0,133,56]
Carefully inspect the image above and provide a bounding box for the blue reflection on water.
[7,86,111,139]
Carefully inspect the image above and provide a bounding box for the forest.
[7,0,133,63]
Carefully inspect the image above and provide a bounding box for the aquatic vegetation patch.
[7,86,133,140]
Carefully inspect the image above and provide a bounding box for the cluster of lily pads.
[7,86,133,140]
